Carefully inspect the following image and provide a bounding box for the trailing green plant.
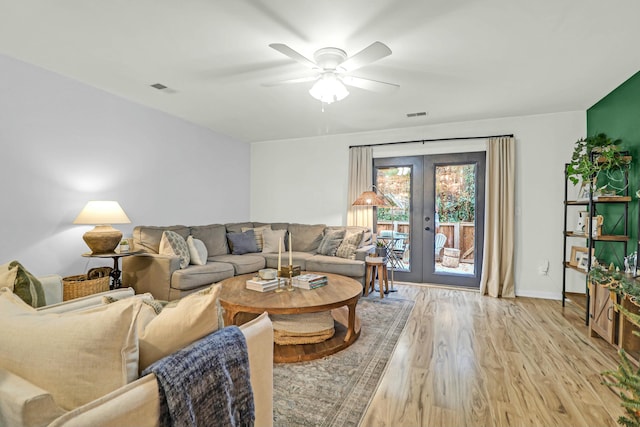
[567,133,629,193]
[591,266,640,426]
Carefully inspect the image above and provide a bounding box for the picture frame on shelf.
[577,253,590,271]
[570,246,589,267]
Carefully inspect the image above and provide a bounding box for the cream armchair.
[0,276,274,427]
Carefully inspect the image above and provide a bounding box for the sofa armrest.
[355,244,375,261]
[37,288,135,314]
[47,374,159,427]
[122,254,181,300]
[0,368,65,427]
[239,312,274,427]
[38,275,63,306]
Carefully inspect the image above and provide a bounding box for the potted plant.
[375,240,387,258]
[567,133,630,197]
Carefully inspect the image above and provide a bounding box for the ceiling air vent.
[406,111,427,118]
[150,83,168,90]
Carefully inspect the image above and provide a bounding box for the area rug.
[272,295,415,427]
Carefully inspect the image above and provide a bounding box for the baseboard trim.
[516,290,563,300]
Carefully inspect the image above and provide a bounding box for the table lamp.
[73,201,131,254]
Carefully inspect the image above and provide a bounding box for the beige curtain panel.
[480,136,515,298]
[347,146,373,228]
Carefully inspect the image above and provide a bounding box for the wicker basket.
[62,274,110,301]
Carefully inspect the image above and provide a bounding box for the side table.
[364,256,389,299]
[82,251,141,289]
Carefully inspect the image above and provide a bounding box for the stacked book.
[293,274,328,290]
[246,277,279,292]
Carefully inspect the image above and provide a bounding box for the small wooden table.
[81,251,141,289]
[219,272,362,363]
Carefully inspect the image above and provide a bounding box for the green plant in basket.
[567,133,629,194]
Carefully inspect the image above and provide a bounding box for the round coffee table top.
[218,272,362,316]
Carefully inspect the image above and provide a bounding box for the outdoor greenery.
[436,164,475,222]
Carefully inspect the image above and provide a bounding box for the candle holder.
[287,266,296,292]
[275,271,284,293]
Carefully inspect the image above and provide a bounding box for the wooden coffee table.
[219,272,362,363]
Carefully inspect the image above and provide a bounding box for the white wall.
[251,111,586,299]
[0,55,250,277]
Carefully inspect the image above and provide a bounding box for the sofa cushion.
[316,229,346,256]
[0,289,141,410]
[170,263,234,291]
[0,367,66,427]
[139,284,222,371]
[208,254,266,275]
[0,261,46,308]
[262,228,286,254]
[227,230,259,255]
[306,255,366,278]
[225,222,254,234]
[133,225,190,254]
[253,222,289,231]
[49,313,274,427]
[159,230,190,269]
[187,236,208,265]
[288,223,326,252]
[261,252,314,270]
[241,225,271,251]
[336,231,364,259]
[326,225,373,247]
[191,224,229,257]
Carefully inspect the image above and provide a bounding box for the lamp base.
[82,225,122,254]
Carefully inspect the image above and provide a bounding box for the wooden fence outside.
[377,221,475,262]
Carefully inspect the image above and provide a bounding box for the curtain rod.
[348,133,514,149]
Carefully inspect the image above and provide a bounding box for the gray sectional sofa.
[122,222,374,300]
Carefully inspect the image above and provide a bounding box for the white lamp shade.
[309,73,349,104]
[73,201,131,225]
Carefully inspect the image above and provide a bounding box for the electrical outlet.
[538,259,549,275]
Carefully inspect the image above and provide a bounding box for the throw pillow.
[261,229,287,254]
[138,283,222,371]
[226,230,259,255]
[0,288,141,410]
[0,261,46,308]
[159,230,190,269]
[336,231,364,259]
[241,225,272,251]
[317,229,346,256]
[187,235,208,265]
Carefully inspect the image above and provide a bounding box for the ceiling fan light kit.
[309,72,349,104]
[266,41,398,106]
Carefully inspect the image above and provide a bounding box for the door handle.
[425,226,431,231]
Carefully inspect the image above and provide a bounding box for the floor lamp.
[352,188,397,292]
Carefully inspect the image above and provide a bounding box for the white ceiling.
[1,0,639,143]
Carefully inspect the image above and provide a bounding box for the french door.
[374,152,485,287]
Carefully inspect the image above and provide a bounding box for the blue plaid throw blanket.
[142,326,255,427]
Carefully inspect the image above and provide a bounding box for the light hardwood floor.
[359,283,625,427]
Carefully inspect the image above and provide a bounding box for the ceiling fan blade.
[342,75,399,93]
[338,41,392,72]
[269,43,319,70]
[261,76,318,87]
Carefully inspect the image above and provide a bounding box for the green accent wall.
[587,71,640,266]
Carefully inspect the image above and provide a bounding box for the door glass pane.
[375,167,411,272]
[434,164,476,276]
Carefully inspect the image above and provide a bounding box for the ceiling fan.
[263,41,399,104]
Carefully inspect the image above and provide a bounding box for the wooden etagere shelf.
[562,154,631,325]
